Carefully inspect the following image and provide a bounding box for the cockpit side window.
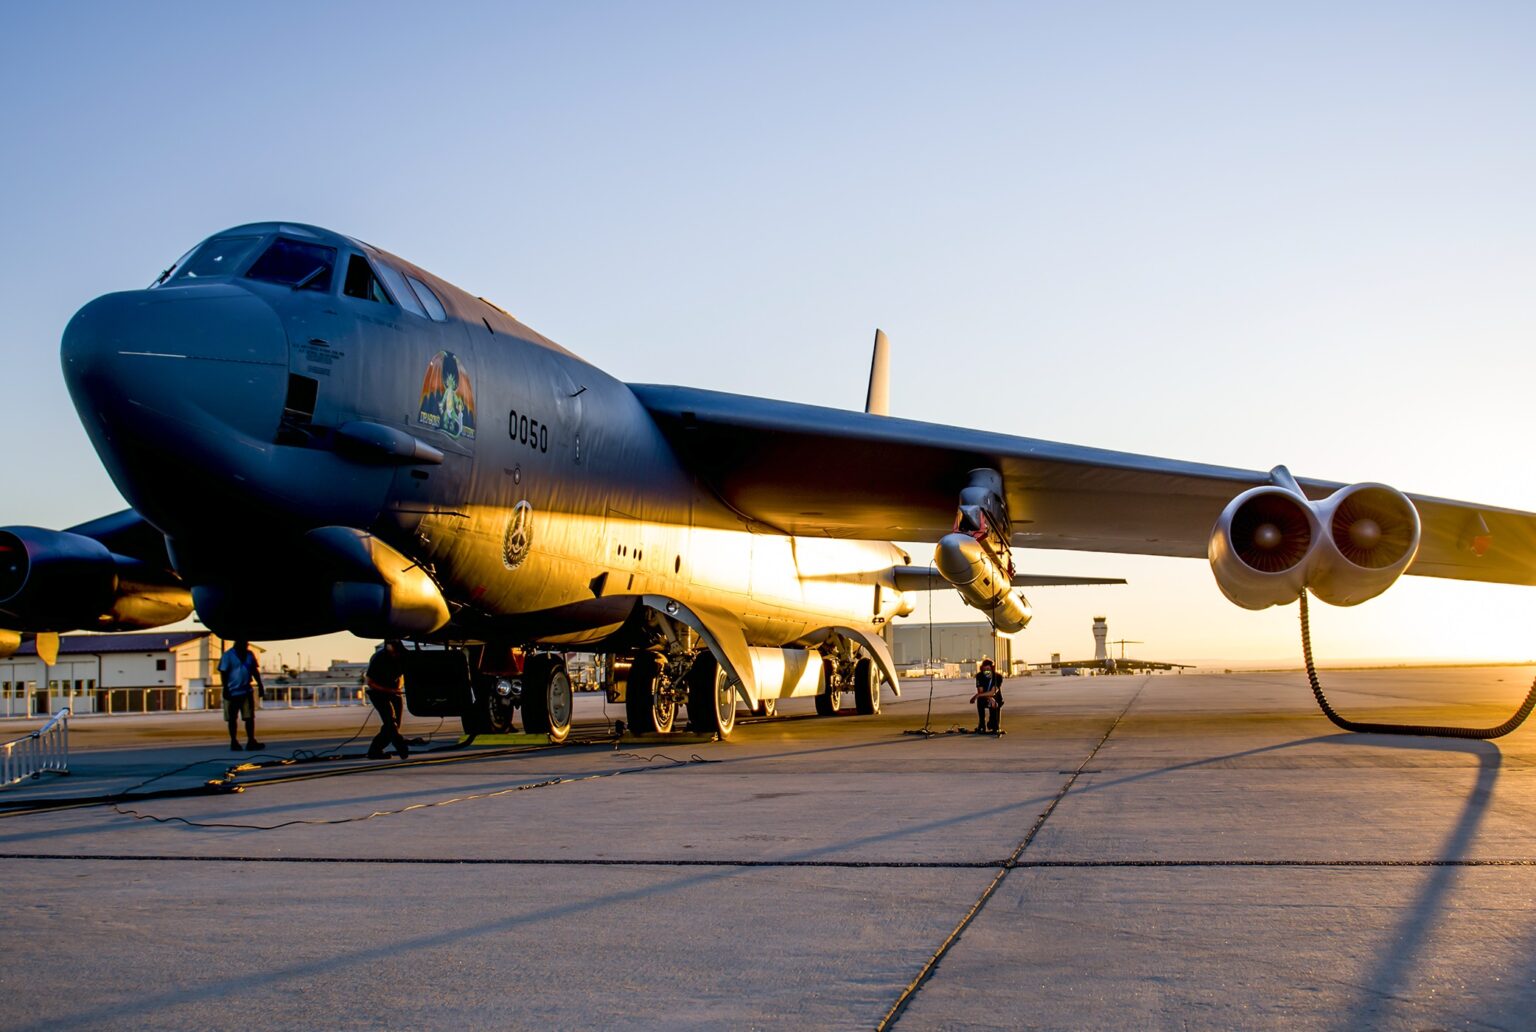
[168,235,264,283]
[245,238,337,292]
[374,262,427,318]
[343,254,391,304]
[406,275,448,322]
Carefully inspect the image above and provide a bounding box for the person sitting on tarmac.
[365,640,411,760]
[217,639,265,752]
[969,658,1004,734]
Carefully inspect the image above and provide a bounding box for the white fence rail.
[1,707,69,787]
[265,683,366,708]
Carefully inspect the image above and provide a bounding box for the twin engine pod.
[0,527,193,633]
[1208,479,1422,610]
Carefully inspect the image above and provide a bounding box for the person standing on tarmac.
[217,640,265,752]
[366,640,410,760]
[970,658,1005,734]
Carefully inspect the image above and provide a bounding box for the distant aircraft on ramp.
[1039,617,1194,675]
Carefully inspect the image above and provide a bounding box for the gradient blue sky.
[2,2,1533,666]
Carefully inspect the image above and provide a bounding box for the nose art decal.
[418,351,477,440]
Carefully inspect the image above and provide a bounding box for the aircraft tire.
[625,653,675,735]
[522,655,573,744]
[462,676,515,736]
[686,653,736,738]
[853,658,880,715]
[751,699,777,718]
[815,658,842,716]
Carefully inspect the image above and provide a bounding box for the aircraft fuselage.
[59,223,911,655]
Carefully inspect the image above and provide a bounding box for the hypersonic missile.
[934,532,1032,633]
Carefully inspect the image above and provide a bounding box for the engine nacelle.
[0,527,193,632]
[1208,487,1321,610]
[1307,483,1421,606]
[1208,481,1420,610]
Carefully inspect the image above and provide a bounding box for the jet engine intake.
[1308,483,1421,605]
[1208,479,1421,610]
[0,527,193,632]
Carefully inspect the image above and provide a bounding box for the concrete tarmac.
[2,668,1535,1030]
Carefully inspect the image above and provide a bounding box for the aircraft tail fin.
[864,329,890,416]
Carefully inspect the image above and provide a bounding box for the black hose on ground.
[1300,590,1536,739]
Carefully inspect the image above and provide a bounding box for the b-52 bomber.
[2,222,1533,740]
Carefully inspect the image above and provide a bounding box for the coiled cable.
[1300,590,1536,739]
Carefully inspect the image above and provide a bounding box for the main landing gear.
[625,650,738,738]
[460,653,573,744]
[816,650,880,717]
[521,653,574,744]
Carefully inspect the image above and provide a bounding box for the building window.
[156,659,167,671]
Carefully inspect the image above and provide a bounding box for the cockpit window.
[168,235,264,283]
[343,254,391,304]
[374,262,427,318]
[407,275,448,322]
[245,238,337,292]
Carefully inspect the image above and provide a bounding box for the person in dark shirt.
[216,640,265,751]
[365,640,410,760]
[970,658,1004,734]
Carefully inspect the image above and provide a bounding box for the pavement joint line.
[875,678,1151,1031]
[0,853,1532,868]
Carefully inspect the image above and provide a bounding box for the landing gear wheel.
[522,655,573,744]
[751,699,777,718]
[687,653,736,738]
[853,657,880,715]
[462,676,516,736]
[815,660,843,717]
[625,653,675,734]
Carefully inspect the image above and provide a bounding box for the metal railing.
[1,707,69,787]
[264,683,367,708]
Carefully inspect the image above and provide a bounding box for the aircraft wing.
[630,384,1536,586]
[66,509,174,568]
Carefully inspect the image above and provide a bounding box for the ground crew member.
[366,639,410,760]
[217,640,265,751]
[970,658,1004,734]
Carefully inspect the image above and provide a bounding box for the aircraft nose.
[61,284,288,444]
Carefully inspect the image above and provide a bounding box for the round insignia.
[503,501,533,570]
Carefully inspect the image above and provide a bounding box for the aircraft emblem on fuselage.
[418,350,476,440]
[503,501,534,570]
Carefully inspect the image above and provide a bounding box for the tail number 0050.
[508,409,549,453]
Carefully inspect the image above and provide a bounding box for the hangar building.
[890,621,1014,675]
[0,632,224,718]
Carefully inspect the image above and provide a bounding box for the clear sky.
[2,2,1533,667]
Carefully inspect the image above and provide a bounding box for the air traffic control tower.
[1093,617,1109,663]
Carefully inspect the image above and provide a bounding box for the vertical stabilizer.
[865,329,890,415]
